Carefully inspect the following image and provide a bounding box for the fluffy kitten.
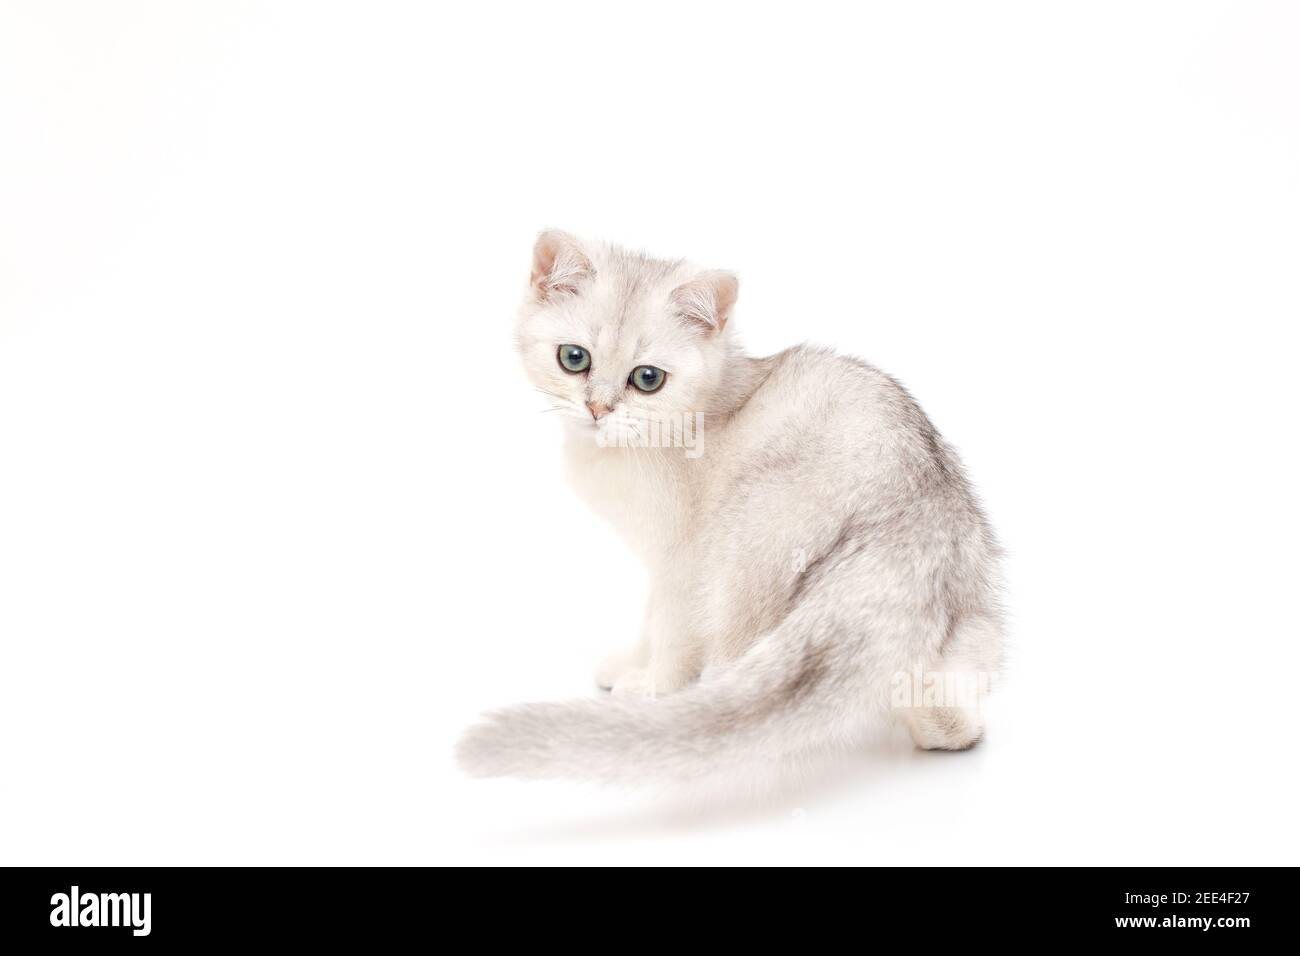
[457,231,1004,784]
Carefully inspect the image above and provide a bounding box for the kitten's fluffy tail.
[456,607,906,785]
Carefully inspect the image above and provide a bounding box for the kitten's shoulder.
[759,343,905,407]
[745,344,961,491]
[748,343,945,454]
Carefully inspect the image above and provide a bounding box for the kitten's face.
[515,232,737,447]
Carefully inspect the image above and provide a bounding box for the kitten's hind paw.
[905,707,984,751]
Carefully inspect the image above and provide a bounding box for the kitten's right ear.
[670,270,739,335]
[530,230,592,302]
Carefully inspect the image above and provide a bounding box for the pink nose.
[586,401,612,420]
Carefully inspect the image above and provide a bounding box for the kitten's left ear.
[531,230,593,301]
[670,270,739,334]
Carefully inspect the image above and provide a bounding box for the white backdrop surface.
[1,2,1297,865]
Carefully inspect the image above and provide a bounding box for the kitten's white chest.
[563,440,689,563]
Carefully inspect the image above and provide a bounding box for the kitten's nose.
[586,401,612,420]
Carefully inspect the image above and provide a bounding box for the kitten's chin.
[560,417,608,448]
[561,416,637,452]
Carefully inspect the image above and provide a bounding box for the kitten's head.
[515,230,738,445]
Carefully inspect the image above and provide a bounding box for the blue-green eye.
[630,365,667,393]
[557,345,590,373]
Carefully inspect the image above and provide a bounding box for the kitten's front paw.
[610,668,661,699]
[596,649,639,691]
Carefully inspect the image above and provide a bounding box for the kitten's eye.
[557,345,590,373]
[630,365,667,393]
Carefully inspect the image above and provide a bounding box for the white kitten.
[457,231,1004,784]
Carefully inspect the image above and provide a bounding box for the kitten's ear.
[530,230,593,301]
[670,270,739,334]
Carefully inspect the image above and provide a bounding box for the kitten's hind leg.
[903,613,1000,750]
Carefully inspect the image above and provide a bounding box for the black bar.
[0,866,1290,945]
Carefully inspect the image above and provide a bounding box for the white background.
[2,1,1297,865]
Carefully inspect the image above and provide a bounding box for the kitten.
[457,231,1004,784]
